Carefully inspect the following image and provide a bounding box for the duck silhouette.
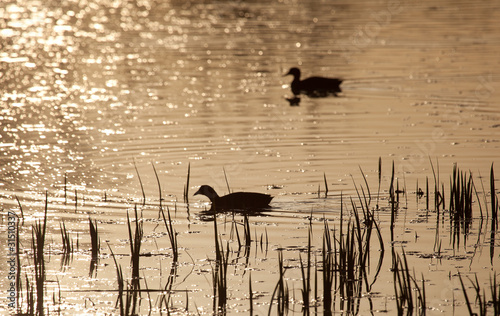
[194,185,273,211]
[285,67,343,97]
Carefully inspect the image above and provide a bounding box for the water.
[1,0,500,314]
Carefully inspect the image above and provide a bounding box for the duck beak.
[284,70,291,77]
[193,188,201,196]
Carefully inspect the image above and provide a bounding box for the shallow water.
[1,0,500,314]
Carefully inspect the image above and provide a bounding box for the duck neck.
[291,74,301,95]
[207,191,220,201]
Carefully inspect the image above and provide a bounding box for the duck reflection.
[286,96,301,106]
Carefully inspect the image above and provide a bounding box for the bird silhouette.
[285,67,343,97]
[194,185,273,212]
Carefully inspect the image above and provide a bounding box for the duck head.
[285,67,301,79]
[194,185,220,202]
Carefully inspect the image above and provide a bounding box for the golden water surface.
[1,0,499,314]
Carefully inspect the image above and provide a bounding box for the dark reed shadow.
[108,243,140,316]
[160,205,179,264]
[448,164,473,252]
[392,249,427,315]
[59,220,74,268]
[158,205,180,312]
[489,164,498,264]
[268,250,289,316]
[212,214,229,315]
[126,205,143,311]
[459,272,499,316]
[299,221,312,313]
[28,191,49,316]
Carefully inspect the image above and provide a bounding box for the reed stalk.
[389,161,396,240]
[64,172,67,204]
[268,250,289,316]
[212,214,229,314]
[127,205,143,294]
[426,176,429,210]
[31,192,48,316]
[108,244,138,316]
[223,166,231,193]
[449,165,474,250]
[160,205,179,263]
[184,162,191,203]
[212,240,229,314]
[393,249,427,315]
[59,220,74,266]
[376,157,382,209]
[299,224,312,313]
[458,272,499,316]
[491,164,497,225]
[15,195,25,225]
[490,164,498,264]
[89,217,100,277]
[358,165,371,203]
[324,172,329,198]
[249,272,254,315]
[133,159,146,206]
[15,215,22,313]
[151,162,163,216]
[322,220,334,315]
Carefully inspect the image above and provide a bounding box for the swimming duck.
[194,185,273,211]
[285,67,343,97]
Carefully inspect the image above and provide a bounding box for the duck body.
[286,67,343,97]
[194,185,273,211]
